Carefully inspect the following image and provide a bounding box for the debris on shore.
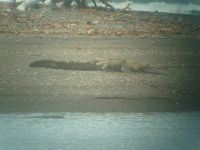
[0,3,200,37]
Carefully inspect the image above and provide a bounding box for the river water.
[0,112,200,150]
[111,0,200,15]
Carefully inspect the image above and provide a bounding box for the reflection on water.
[0,112,200,150]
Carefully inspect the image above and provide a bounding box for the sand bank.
[0,36,199,112]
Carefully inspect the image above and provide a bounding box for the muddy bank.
[0,4,200,112]
[0,36,199,112]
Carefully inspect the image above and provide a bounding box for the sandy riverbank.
[0,6,200,112]
[0,36,200,112]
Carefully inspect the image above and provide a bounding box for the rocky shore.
[0,4,200,37]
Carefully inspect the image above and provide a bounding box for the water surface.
[0,112,200,150]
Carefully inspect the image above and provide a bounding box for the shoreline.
[0,96,200,113]
[0,7,200,113]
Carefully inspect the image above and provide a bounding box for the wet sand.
[0,36,199,112]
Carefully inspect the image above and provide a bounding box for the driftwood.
[51,0,115,10]
[99,0,114,10]
[120,3,132,12]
